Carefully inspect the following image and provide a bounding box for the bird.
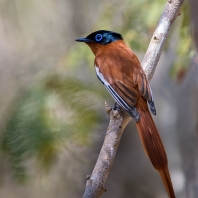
[76,30,176,198]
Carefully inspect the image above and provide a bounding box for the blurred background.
[0,0,197,197]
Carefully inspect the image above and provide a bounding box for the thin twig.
[82,0,185,197]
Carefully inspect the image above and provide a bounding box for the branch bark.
[82,0,185,197]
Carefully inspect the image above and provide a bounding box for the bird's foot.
[112,102,120,111]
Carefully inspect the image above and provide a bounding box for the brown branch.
[82,103,131,198]
[82,0,185,197]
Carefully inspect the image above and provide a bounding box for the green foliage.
[2,74,104,181]
[65,44,95,71]
[121,0,165,50]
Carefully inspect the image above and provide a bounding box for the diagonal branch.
[82,0,185,197]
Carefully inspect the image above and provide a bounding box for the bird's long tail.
[136,101,176,198]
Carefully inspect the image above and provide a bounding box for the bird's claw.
[112,102,120,111]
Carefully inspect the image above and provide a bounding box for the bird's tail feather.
[136,102,175,198]
[159,168,176,198]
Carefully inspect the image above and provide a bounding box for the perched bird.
[76,30,176,198]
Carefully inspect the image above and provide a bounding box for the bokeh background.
[0,0,197,197]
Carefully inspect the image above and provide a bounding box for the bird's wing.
[95,53,156,120]
[95,66,140,121]
[133,69,156,115]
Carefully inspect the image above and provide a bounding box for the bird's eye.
[95,34,103,42]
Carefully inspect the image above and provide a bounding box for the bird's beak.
[75,37,93,43]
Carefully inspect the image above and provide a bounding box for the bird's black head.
[76,30,123,45]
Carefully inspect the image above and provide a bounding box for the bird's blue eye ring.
[95,34,103,42]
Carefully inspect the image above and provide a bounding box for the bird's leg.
[112,102,120,111]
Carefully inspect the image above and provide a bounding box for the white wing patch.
[95,65,140,121]
[95,66,131,110]
[95,66,110,85]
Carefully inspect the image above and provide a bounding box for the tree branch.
[82,0,185,197]
[83,103,131,198]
